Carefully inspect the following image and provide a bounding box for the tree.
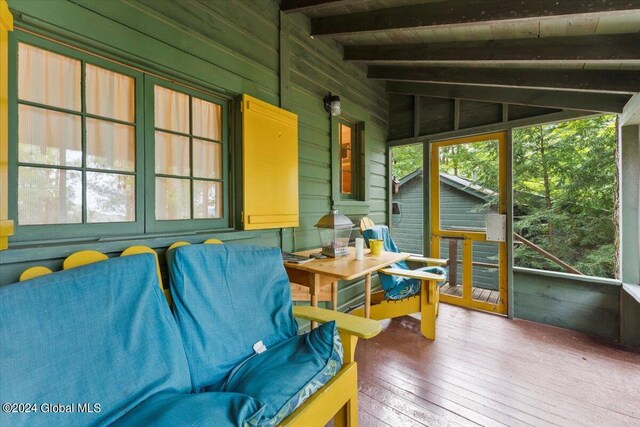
[391,143,422,179]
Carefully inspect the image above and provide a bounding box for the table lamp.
[315,209,353,257]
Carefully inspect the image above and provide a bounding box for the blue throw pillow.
[111,392,266,427]
[220,321,343,426]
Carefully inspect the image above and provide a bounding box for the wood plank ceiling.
[281,0,640,114]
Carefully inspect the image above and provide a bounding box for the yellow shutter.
[241,94,299,230]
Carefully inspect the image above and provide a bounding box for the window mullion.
[81,59,87,224]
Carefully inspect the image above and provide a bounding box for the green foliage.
[391,144,422,179]
[512,115,617,278]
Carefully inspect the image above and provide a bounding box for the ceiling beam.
[281,0,352,13]
[385,81,631,113]
[345,34,640,64]
[311,0,640,36]
[369,66,640,94]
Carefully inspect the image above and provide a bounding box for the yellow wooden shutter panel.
[241,94,299,230]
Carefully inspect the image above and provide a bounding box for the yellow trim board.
[0,0,13,31]
[0,1,13,250]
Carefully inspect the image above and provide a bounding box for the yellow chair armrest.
[406,255,448,265]
[380,267,445,281]
[293,306,381,339]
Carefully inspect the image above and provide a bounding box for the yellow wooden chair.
[352,217,448,339]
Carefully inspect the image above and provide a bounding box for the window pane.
[154,85,189,133]
[193,180,222,219]
[86,172,135,223]
[86,64,134,122]
[18,43,81,111]
[155,177,190,220]
[192,97,222,140]
[18,105,82,167]
[155,131,190,176]
[18,166,82,224]
[341,147,352,168]
[86,118,135,172]
[341,171,352,194]
[193,139,221,179]
[339,123,353,195]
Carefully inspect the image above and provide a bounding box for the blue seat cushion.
[111,392,265,427]
[168,244,299,391]
[220,321,343,426]
[0,255,191,427]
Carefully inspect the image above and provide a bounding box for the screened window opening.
[153,85,223,220]
[17,43,136,225]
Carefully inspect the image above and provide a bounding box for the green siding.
[0,0,389,312]
[513,268,620,340]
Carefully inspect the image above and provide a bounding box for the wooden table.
[284,247,409,319]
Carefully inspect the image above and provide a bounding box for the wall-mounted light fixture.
[323,94,341,117]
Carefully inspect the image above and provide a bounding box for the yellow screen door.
[430,132,507,314]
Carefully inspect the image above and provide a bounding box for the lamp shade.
[315,209,353,257]
[314,209,354,229]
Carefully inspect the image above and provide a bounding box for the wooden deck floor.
[440,284,500,304]
[353,304,640,427]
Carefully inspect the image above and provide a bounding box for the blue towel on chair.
[362,225,447,300]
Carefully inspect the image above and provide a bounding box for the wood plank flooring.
[353,304,640,427]
[440,283,500,304]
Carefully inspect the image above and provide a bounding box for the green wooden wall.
[0,0,389,310]
[513,268,620,340]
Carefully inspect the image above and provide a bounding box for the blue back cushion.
[168,244,299,391]
[0,255,191,427]
[362,225,410,291]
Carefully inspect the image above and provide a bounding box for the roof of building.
[397,168,496,201]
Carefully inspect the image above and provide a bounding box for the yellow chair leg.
[333,375,358,427]
[420,279,437,339]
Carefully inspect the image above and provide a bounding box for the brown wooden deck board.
[353,304,640,427]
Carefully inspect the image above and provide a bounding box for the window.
[333,117,364,202]
[339,121,355,195]
[10,33,230,241]
[16,43,138,230]
[152,84,223,221]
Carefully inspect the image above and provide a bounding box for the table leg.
[310,274,320,329]
[331,281,338,311]
[364,273,372,319]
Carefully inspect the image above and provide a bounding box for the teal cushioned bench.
[0,254,263,426]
